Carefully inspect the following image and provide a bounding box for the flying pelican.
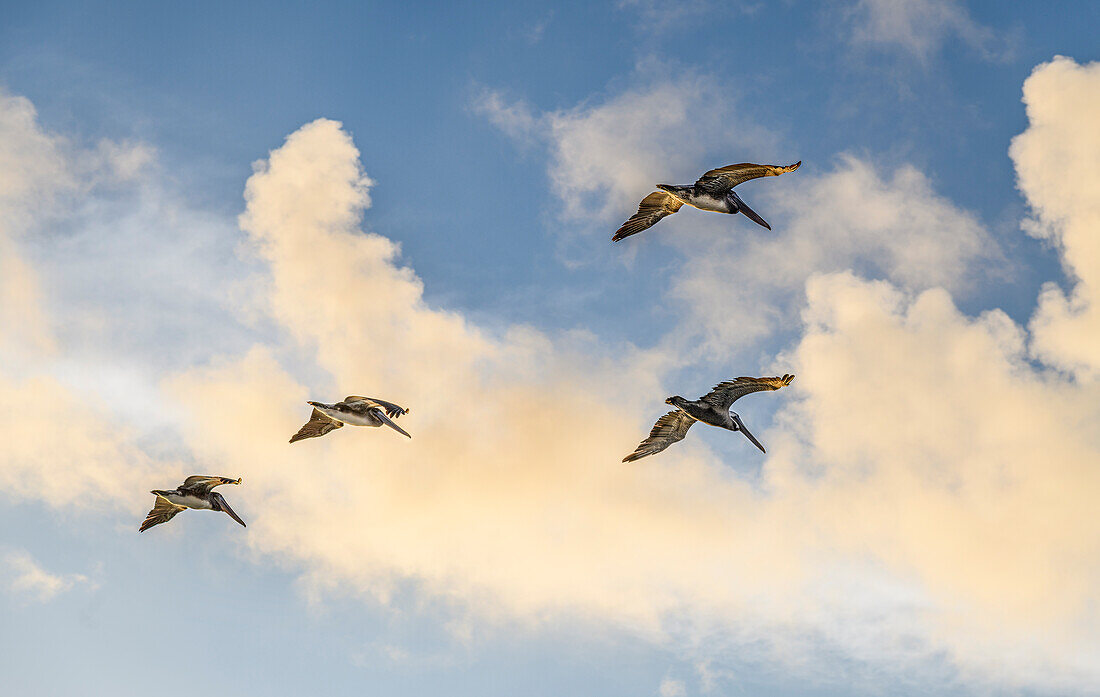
[139,476,246,532]
[623,374,794,462]
[290,396,411,443]
[612,161,801,241]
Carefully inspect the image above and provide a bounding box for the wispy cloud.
[3,549,92,602]
[846,0,1014,62]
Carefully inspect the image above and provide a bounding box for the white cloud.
[847,0,1011,61]
[2,53,1099,694]
[480,79,997,355]
[0,90,182,513]
[477,74,777,228]
[166,112,1097,693]
[673,154,996,349]
[4,549,91,602]
[1010,57,1100,380]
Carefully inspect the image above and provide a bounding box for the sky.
[1,1,1098,695]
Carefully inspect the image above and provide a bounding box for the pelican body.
[612,162,800,241]
[623,375,795,462]
[140,476,246,532]
[290,396,411,443]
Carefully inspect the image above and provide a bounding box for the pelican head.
[211,492,247,527]
[665,396,685,407]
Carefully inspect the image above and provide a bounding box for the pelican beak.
[732,414,766,454]
[307,401,322,407]
[375,409,412,438]
[731,192,771,230]
[215,495,247,527]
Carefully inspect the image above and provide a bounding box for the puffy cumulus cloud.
[673,155,996,349]
[769,271,1100,689]
[4,54,1097,693]
[1011,57,1100,379]
[846,0,1011,62]
[476,76,776,226]
[171,119,807,630]
[478,80,996,356]
[165,116,1098,693]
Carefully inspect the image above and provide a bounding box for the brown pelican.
[612,162,801,241]
[290,396,411,443]
[623,374,794,462]
[139,476,245,532]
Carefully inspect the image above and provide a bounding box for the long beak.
[732,193,771,230]
[732,414,766,453]
[219,498,247,527]
[375,409,412,438]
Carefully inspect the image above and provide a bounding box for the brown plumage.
[612,191,684,241]
[612,161,800,240]
[623,374,795,462]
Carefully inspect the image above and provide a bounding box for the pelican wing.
[612,192,683,241]
[701,374,795,412]
[139,495,187,532]
[345,396,408,418]
[289,408,344,443]
[180,475,240,494]
[694,161,800,193]
[623,410,695,462]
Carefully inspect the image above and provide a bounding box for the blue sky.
[1,2,1099,696]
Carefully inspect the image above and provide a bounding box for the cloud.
[673,154,996,349]
[771,271,1100,689]
[476,75,777,228]
[0,90,174,513]
[167,110,1097,692]
[3,52,1099,694]
[1010,57,1100,380]
[479,80,997,354]
[3,549,91,602]
[658,676,686,697]
[846,0,1012,61]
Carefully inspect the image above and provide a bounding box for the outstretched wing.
[180,475,239,494]
[289,408,343,443]
[622,410,696,462]
[701,374,795,412]
[139,495,186,532]
[695,161,800,193]
[612,192,683,241]
[346,397,408,418]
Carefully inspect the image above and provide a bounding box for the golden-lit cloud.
[0,89,169,512]
[1011,57,1100,379]
[2,55,1098,693]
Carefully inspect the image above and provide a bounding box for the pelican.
[139,476,245,532]
[291,396,411,443]
[612,161,801,241]
[623,374,794,462]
